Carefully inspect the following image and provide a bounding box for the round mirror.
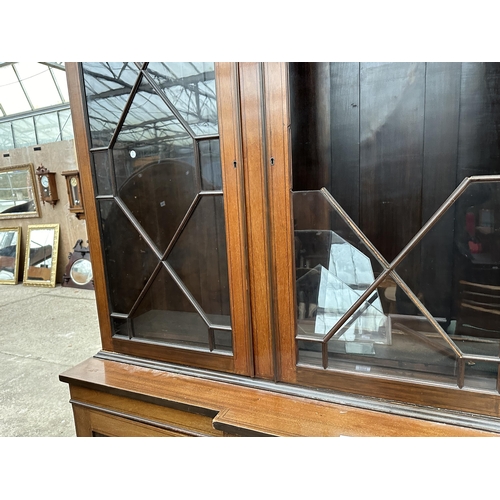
[70,258,93,285]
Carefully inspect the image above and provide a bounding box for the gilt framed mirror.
[0,227,21,285]
[23,224,59,287]
[0,163,40,220]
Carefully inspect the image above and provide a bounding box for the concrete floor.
[0,283,101,436]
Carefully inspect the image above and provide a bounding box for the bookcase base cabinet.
[60,357,497,437]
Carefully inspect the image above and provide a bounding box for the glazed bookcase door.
[67,62,252,375]
[268,62,500,420]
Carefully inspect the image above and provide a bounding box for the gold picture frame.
[23,224,60,287]
[0,226,21,285]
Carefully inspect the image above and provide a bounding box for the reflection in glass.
[23,224,59,287]
[146,63,219,136]
[308,264,388,343]
[118,159,198,255]
[131,264,212,350]
[395,181,500,339]
[92,150,112,196]
[85,62,233,354]
[167,194,231,327]
[82,62,140,148]
[0,164,40,219]
[295,182,500,389]
[291,62,500,391]
[98,199,159,314]
[298,286,461,386]
[200,139,222,190]
[293,191,387,346]
[0,227,20,284]
[113,76,195,194]
[213,328,232,352]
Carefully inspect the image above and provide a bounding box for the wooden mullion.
[215,62,253,376]
[238,62,275,380]
[262,62,297,382]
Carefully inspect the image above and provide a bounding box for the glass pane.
[167,194,231,327]
[92,150,112,196]
[52,67,69,103]
[306,265,388,344]
[34,113,60,144]
[293,190,387,342]
[464,360,498,392]
[393,181,500,390]
[299,286,460,386]
[146,62,218,136]
[0,122,14,150]
[112,316,129,338]
[82,62,140,148]
[131,264,212,350]
[291,62,500,392]
[15,62,62,109]
[290,63,500,262]
[213,328,232,353]
[98,199,159,314]
[58,109,74,141]
[12,118,36,148]
[117,157,198,255]
[84,62,232,358]
[199,139,222,190]
[112,76,195,194]
[0,65,31,114]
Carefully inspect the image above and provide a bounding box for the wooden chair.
[455,280,500,338]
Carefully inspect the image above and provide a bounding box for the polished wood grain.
[111,337,234,372]
[70,386,222,436]
[61,357,498,436]
[72,404,92,436]
[67,62,253,376]
[215,62,254,376]
[64,61,500,431]
[296,365,500,419]
[213,398,492,437]
[65,62,113,350]
[238,62,275,380]
[75,406,188,437]
[263,62,297,382]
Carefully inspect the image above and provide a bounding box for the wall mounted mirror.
[0,227,21,284]
[23,224,59,287]
[0,163,40,219]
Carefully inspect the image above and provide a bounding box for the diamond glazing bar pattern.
[82,62,231,353]
[295,175,500,390]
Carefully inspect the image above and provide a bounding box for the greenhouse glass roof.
[0,62,68,117]
[0,63,73,150]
